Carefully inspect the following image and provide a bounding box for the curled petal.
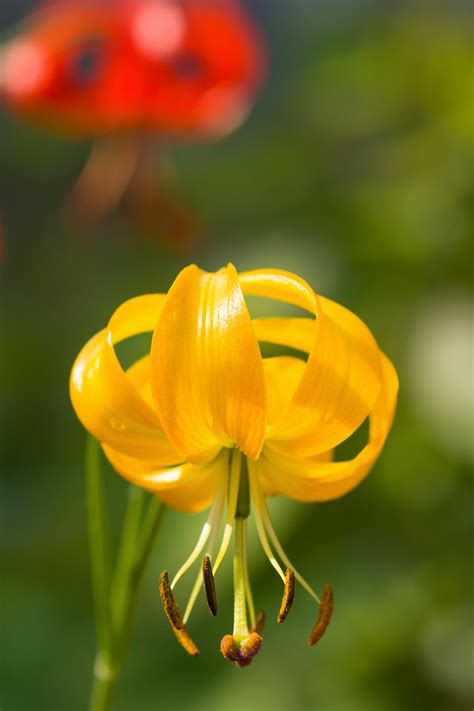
[240,269,382,455]
[257,353,398,501]
[151,264,266,464]
[70,295,179,463]
[262,356,306,427]
[239,268,317,312]
[125,354,154,408]
[102,446,226,513]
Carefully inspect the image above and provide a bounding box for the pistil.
[220,456,263,667]
[232,517,249,641]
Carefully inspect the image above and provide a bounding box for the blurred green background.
[1,1,473,710]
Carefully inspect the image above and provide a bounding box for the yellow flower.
[70,264,398,666]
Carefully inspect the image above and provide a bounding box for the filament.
[212,449,241,576]
[251,610,266,635]
[248,460,285,583]
[182,483,225,624]
[171,469,226,589]
[256,473,321,605]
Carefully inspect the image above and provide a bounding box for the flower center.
[158,448,334,665]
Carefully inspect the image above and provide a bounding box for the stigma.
[158,449,334,666]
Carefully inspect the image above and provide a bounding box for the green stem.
[85,436,112,660]
[89,654,118,711]
[110,486,145,640]
[86,437,166,711]
[113,497,166,669]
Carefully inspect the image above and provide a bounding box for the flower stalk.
[86,435,166,711]
[85,436,113,663]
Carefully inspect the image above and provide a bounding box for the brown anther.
[220,632,263,668]
[308,584,334,646]
[173,626,200,657]
[251,610,266,635]
[159,570,183,630]
[202,555,218,616]
[277,568,296,623]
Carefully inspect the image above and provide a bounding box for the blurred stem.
[110,486,145,639]
[112,496,166,671]
[86,437,166,711]
[85,436,112,660]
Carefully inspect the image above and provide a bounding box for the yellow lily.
[70,264,398,667]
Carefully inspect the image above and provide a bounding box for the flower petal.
[70,295,180,463]
[125,355,154,408]
[262,356,306,427]
[239,268,318,311]
[257,353,398,501]
[240,269,383,455]
[151,264,266,464]
[102,445,227,513]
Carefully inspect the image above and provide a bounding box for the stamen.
[171,475,226,589]
[247,461,286,583]
[257,474,321,605]
[173,626,200,657]
[251,610,266,635]
[160,573,200,657]
[202,555,218,616]
[212,449,241,576]
[277,568,296,623]
[182,484,225,625]
[308,584,334,646]
[159,570,183,630]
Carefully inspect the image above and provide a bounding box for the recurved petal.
[70,295,180,463]
[262,356,306,427]
[239,268,317,311]
[151,264,266,464]
[257,353,398,501]
[240,269,383,455]
[102,445,227,513]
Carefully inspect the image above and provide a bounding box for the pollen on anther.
[308,584,334,646]
[174,626,200,657]
[202,555,218,616]
[159,570,184,630]
[277,568,296,623]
